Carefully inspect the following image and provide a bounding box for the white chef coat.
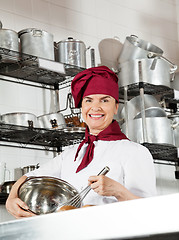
[26,140,157,205]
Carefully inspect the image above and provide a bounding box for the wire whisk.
[58,166,110,209]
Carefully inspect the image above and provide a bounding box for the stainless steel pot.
[0,29,19,51]
[1,181,16,194]
[18,176,81,214]
[120,94,166,121]
[118,58,173,88]
[121,117,174,145]
[119,35,163,63]
[1,112,38,128]
[168,114,179,147]
[22,164,39,175]
[170,72,179,91]
[18,28,55,60]
[57,37,88,68]
[37,112,66,129]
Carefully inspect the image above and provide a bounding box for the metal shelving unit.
[0,47,85,152]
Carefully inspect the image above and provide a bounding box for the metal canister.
[0,29,19,51]
[57,37,87,68]
[18,28,55,60]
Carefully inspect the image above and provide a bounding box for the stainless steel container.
[119,35,163,63]
[118,58,173,88]
[121,117,174,145]
[18,28,55,60]
[57,37,87,68]
[1,112,38,128]
[37,112,66,130]
[0,29,19,51]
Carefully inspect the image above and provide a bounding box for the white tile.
[49,4,66,29]
[0,0,14,12]
[32,0,50,23]
[81,14,97,37]
[80,0,96,17]
[0,10,15,29]
[13,0,33,18]
[13,15,35,32]
[65,9,83,33]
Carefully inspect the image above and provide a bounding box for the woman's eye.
[102,99,108,102]
[85,99,91,102]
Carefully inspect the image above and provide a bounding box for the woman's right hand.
[5,175,35,219]
[6,197,35,218]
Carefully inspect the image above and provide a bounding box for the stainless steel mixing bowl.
[18,177,81,215]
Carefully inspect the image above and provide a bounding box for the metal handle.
[97,166,110,176]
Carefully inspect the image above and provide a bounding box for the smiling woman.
[6,66,157,218]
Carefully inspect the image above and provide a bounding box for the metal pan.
[37,112,66,130]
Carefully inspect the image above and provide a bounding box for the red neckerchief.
[74,120,128,173]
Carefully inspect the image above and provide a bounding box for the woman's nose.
[91,102,102,111]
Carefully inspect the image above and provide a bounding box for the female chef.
[6,66,157,218]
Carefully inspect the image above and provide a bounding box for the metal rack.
[0,47,85,152]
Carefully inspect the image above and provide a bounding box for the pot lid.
[57,37,84,44]
[18,28,51,37]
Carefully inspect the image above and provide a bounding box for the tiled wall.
[0,0,179,195]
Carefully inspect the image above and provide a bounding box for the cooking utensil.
[57,37,89,68]
[118,58,174,88]
[18,28,55,60]
[121,117,174,144]
[58,166,110,209]
[170,72,179,91]
[168,114,179,147]
[1,181,16,194]
[37,112,66,129]
[120,94,166,121]
[1,112,38,128]
[22,163,40,175]
[0,162,10,185]
[98,37,123,71]
[118,35,163,63]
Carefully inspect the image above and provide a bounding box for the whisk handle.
[97,166,110,176]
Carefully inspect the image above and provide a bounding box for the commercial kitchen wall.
[0,0,179,196]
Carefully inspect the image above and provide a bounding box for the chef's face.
[82,94,119,135]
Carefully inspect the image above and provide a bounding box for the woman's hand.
[6,197,35,219]
[88,175,140,201]
[5,175,35,219]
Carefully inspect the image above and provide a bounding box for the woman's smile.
[82,94,119,135]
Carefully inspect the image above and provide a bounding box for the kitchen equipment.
[18,176,81,215]
[37,112,66,129]
[120,94,166,121]
[58,166,110,209]
[118,58,175,88]
[171,72,179,91]
[0,162,10,185]
[168,114,179,147]
[0,21,2,29]
[0,29,19,52]
[98,37,123,71]
[18,28,55,60]
[57,37,88,68]
[18,166,110,214]
[1,181,16,194]
[121,117,174,144]
[118,35,163,63]
[1,112,38,128]
[22,164,40,175]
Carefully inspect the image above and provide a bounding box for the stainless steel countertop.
[0,193,179,240]
[0,205,14,223]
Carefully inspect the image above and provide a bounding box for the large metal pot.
[168,114,179,147]
[18,176,81,214]
[118,58,174,88]
[119,35,163,63]
[37,112,66,129]
[120,94,166,121]
[18,28,55,60]
[121,117,174,145]
[1,112,38,128]
[0,29,19,51]
[170,72,179,91]
[57,37,87,68]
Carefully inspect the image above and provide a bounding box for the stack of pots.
[118,35,177,145]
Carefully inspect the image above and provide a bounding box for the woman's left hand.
[88,175,140,201]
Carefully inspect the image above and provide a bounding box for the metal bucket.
[18,28,55,60]
[57,37,87,68]
[118,58,172,88]
[118,35,163,63]
[121,117,174,145]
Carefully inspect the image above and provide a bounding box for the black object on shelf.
[0,47,85,86]
[0,123,85,151]
[142,142,178,163]
[0,193,8,204]
[119,83,174,100]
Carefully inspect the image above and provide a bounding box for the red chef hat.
[71,66,119,108]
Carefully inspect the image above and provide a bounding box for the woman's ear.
[114,103,119,115]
